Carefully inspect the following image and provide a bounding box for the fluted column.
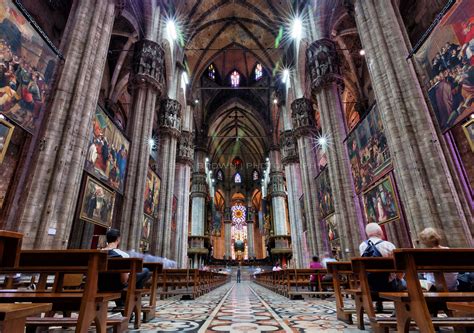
[307,39,363,256]
[174,130,193,266]
[280,129,306,267]
[150,99,181,256]
[224,208,232,259]
[18,0,119,249]
[246,206,255,258]
[121,39,165,251]
[188,142,208,265]
[353,0,472,246]
[291,98,324,256]
[268,147,292,258]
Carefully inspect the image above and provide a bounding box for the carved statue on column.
[306,38,344,92]
[131,39,165,92]
[177,130,194,166]
[269,172,286,198]
[280,130,299,166]
[158,99,182,137]
[291,98,315,137]
[191,173,207,196]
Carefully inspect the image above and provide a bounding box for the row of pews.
[256,249,474,333]
[254,268,335,299]
[0,230,230,333]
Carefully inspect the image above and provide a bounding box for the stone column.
[121,39,165,251]
[290,98,325,256]
[246,206,255,258]
[224,208,232,259]
[280,129,306,267]
[150,99,181,256]
[174,130,193,267]
[18,0,119,249]
[188,143,208,266]
[268,147,292,260]
[353,0,473,246]
[307,39,364,256]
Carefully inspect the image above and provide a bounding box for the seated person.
[99,229,151,306]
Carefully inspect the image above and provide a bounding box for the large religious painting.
[170,196,178,259]
[0,1,60,133]
[0,118,14,164]
[362,175,400,224]
[144,168,161,218]
[347,105,391,193]
[415,0,474,132]
[462,118,474,151]
[79,176,115,228]
[315,167,335,219]
[140,214,153,253]
[325,214,339,243]
[85,107,129,193]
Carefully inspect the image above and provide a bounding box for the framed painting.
[85,106,129,193]
[346,105,391,193]
[362,175,400,224]
[415,0,474,132]
[325,214,339,242]
[0,118,14,164]
[140,214,153,253]
[79,176,115,228]
[144,168,161,218]
[315,167,335,219]
[462,119,474,152]
[0,1,61,133]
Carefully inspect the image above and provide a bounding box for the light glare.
[291,17,303,40]
[359,49,366,56]
[166,20,178,41]
[282,69,290,84]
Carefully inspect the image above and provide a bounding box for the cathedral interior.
[0,0,473,331]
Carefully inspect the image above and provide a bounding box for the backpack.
[362,240,384,257]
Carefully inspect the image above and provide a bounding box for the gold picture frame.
[79,176,116,228]
[462,119,474,152]
[362,175,400,225]
[0,118,15,164]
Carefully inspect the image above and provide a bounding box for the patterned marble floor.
[128,281,361,332]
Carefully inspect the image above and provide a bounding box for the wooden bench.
[379,249,474,333]
[327,261,363,329]
[0,250,120,333]
[0,303,52,333]
[284,269,331,299]
[142,262,163,322]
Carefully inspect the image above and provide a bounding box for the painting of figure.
[0,2,59,133]
[85,107,129,193]
[80,176,115,227]
[315,167,335,219]
[0,118,14,164]
[144,168,161,218]
[346,105,391,193]
[462,119,474,151]
[415,0,474,132]
[362,175,400,224]
[326,214,339,242]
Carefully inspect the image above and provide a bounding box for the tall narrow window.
[252,169,259,181]
[208,64,216,80]
[230,70,240,87]
[234,172,242,184]
[255,63,263,80]
[217,169,224,181]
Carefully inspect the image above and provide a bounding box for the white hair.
[365,223,383,238]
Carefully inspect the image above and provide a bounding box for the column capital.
[177,130,194,166]
[130,39,165,93]
[290,98,316,137]
[191,172,207,198]
[280,129,299,166]
[268,144,280,152]
[269,171,286,198]
[306,38,344,92]
[158,98,182,138]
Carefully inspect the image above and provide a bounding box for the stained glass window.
[232,203,247,227]
[208,64,216,80]
[217,169,224,181]
[230,70,240,87]
[234,172,242,183]
[253,169,259,181]
[255,63,263,80]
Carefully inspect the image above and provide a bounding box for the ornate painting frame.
[79,175,116,228]
[0,118,14,164]
[144,168,161,218]
[362,174,400,225]
[462,118,474,152]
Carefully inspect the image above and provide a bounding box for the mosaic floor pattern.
[128,281,361,332]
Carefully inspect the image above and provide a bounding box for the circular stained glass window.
[231,203,246,228]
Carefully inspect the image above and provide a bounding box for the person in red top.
[309,256,323,292]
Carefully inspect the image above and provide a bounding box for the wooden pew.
[0,303,52,333]
[284,269,331,299]
[379,249,474,333]
[0,250,120,333]
[327,261,363,329]
[0,230,22,289]
[142,262,163,322]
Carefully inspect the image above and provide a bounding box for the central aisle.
[131,281,360,332]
